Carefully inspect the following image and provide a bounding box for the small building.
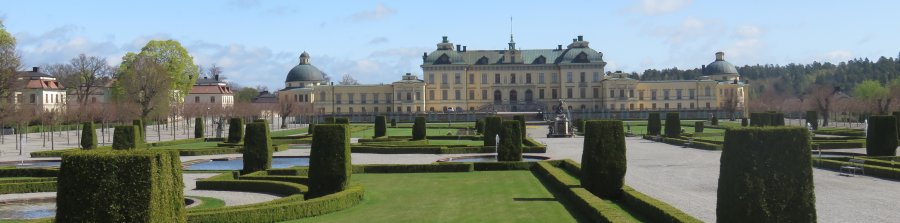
[185,75,234,108]
[13,67,67,112]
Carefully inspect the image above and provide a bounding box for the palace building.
[277,35,747,119]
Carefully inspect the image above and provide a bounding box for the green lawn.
[426,139,484,146]
[150,141,220,150]
[271,128,309,137]
[186,196,226,210]
[284,171,586,223]
[352,127,458,138]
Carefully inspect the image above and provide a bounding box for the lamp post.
[206,107,210,138]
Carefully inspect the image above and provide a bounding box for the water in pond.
[186,157,309,170]
[0,200,55,220]
[444,155,548,163]
[0,161,60,168]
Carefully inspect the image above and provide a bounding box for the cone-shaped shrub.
[483,116,502,146]
[497,121,523,161]
[390,118,397,127]
[695,121,704,133]
[866,115,898,156]
[112,125,140,150]
[581,120,626,199]
[374,116,387,138]
[412,116,426,140]
[741,118,748,127]
[717,127,816,222]
[711,114,719,126]
[132,119,145,143]
[227,118,244,143]
[81,122,96,150]
[194,118,203,138]
[893,112,900,140]
[575,119,585,133]
[308,124,351,199]
[647,113,661,135]
[335,118,350,125]
[308,123,315,135]
[56,150,184,223]
[806,111,819,130]
[514,115,527,139]
[475,119,484,134]
[665,113,681,138]
[242,122,272,174]
[325,117,336,124]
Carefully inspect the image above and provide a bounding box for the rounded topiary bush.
[242,122,273,174]
[866,115,898,156]
[694,121,704,133]
[112,125,140,150]
[711,114,719,126]
[513,115,526,139]
[806,111,819,130]
[227,118,244,143]
[483,116,502,146]
[741,118,748,127]
[581,120,626,199]
[412,116,426,140]
[665,113,681,138]
[374,116,387,138]
[718,127,816,222]
[194,118,204,138]
[390,118,397,127]
[497,120,523,161]
[308,124,351,199]
[81,122,96,150]
[325,117,336,124]
[647,113,661,136]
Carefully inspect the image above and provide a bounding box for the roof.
[286,52,326,82]
[702,52,739,76]
[252,92,278,103]
[23,79,64,90]
[16,67,53,79]
[189,85,233,94]
[422,36,604,66]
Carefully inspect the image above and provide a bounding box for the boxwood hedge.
[242,122,273,174]
[866,115,898,156]
[514,115,527,139]
[374,115,387,138]
[133,119,145,143]
[475,119,484,134]
[56,150,184,223]
[308,124,352,199]
[665,113,681,138]
[227,118,244,143]
[412,116,426,140]
[694,121,704,133]
[335,118,350,125]
[806,111,819,130]
[718,127,816,222]
[195,118,204,138]
[647,113,661,135]
[497,120,523,161]
[581,120,626,199]
[894,111,900,140]
[483,116,502,146]
[112,125,140,150]
[390,118,397,127]
[81,122,96,150]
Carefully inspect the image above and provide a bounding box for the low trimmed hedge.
[195,173,307,196]
[813,128,865,137]
[240,171,309,185]
[0,167,59,177]
[149,138,206,147]
[0,181,57,194]
[81,122,97,149]
[352,163,474,173]
[813,158,900,181]
[643,135,722,150]
[0,177,56,183]
[186,185,363,223]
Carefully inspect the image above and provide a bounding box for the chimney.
[577,35,583,41]
[701,65,706,72]
[557,45,562,50]
[573,38,577,43]
[214,74,219,81]
[715,52,724,61]
[463,46,467,52]
[456,45,461,52]
[442,36,448,43]
[32,67,39,72]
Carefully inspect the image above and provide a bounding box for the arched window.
[573,52,589,63]
[493,90,502,104]
[509,90,518,104]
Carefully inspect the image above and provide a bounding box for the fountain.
[185,156,310,170]
[547,100,574,138]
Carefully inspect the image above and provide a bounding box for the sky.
[2,0,898,90]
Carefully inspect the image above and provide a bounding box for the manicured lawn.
[186,196,226,210]
[426,139,484,146]
[271,128,309,137]
[150,141,220,150]
[352,127,458,138]
[285,171,586,223]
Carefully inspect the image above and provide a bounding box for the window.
[593,88,599,98]
[455,90,461,100]
[689,89,695,99]
[652,103,657,109]
[705,86,711,96]
[194,96,200,103]
[567,88,573,98]
[375,107,379,113]
[551,89,558,99]
[640,104,644,110]
[373,93,380,104]
[539,73,545,84]
[619,90,625,98]
[690,103,695,109]
[706,102,710,108]
[348,93,355,104]
[551,73,558,83]
[335,93,342,104]
[361,93,367,104]
[481,73,488,84]
[677,103,682,109]
[676,89,683,100]
[468,90,474,100]
[539,89,545,99]
[407,106,411,112]
[441,73,448,84]
[609,104,615,111]
[336,107,341,113]
[629,90,634,98]
[630,104,635,110]
[454,73,461,84]
[580,72,585,83]
[663,90,670,100]
[428,73,434,84]
[610,90,615,98]
[416,106,421,112]
[468,74,474,84]
[348,107,353,113]
[495,74,501,84]
[442,90,448,100]
[481,90,487,100]
[386,93,392,103]
[416,92,421,100]
[665,103,670,109]
[593,72,600,82]
[406,92,411,101]
[510,73,516,84]
[429,90,435,100]
[651,90,657,100]
[526,73,532,84]
[566,72,573,83]
[579,88,585,98]
[639,91,644,100]
[387,107,392,112]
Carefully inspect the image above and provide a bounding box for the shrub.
[750,112,785,126]
[81,122,96,150]
[374,116,387,138]
[866,115,898,156]
[581,120,626,199]
[0,181,56,195]
[335,118,350,125]
[497,121,523,161]
[307,123,315,136]
[195,118,204,138]
[694,121,704,133]
[227,118,244,143]
[647,113,661,135]
[324,117,335,124]
[112,125,140,150]
[243,122,273,174]
[893,111,900,140]
[354,163,473,173]
[718,127,816,222]
[56,150,184,223]
[412,116,426,140]
[575,119,586,133]
[390,118,397,127]
[741,118,748,127]
[483,116,502,146]
[475,119,484,134]
[133,119,145,143]
[308,124,351,199]
[711,114,719,126]
[806,111,819,130]
[664,113,681,138]
[514,115,527,139]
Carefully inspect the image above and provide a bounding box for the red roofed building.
[13,67,67,112]
[185,74,234,108]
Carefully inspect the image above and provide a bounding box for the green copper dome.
[703,52,739,76]
[286,51,325,82]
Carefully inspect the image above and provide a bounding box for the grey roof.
[423,47,603,65]
[286,64,326,82]
[703,60,739,76]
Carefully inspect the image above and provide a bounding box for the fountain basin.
[185,156,310,170]
[0,198,55,220]
[0,160,61,168]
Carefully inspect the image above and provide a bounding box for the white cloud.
[724,25,764,61]
[368,37,389,44]
[347,4,397,22]
[633,0,693,15]
[820,50,853,62]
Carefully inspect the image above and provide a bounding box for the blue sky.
[2,0,898,90]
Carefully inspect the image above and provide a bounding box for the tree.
[277,94,296,129]
[69,54,113,105]
[806,85,839,127]
[0,20,22,126]
[234,87,260,102]
[854,80,894,114]
[338,73,360,85]
[114,40,199,101]
[116,55,174,121]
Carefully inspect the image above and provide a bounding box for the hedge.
[532,162,637,222]
[240,171,309,185]
[647,113,661,135]
[514,115,527,139]
[185,185,363,223]
[390,118,397,127]
[497,121,523,161]
[694,121,704,133]
[56,150,185,223]
[711,115,718,126]
[718,127,816,222]
[353,163,473,173]
[308,123,315,136]
[483,116,502,146]
[133,119,145,143]
[643,135,723,150]
[149,137,206,147]
[0,167,59,177]
[335,118,350,125]
[308,124,352,199]
[866,115,898,156]
[475,119,484,134]
[665,113,681,138]
[112,125,141,150]
[473,161,540,171]
[374,116,387,138]
[412,116,426,140]
[621,186,702,223]
[195,118,204,138]
[741,118,748,127]
[582,120,626,199]
[894,111,900,140]
[227,118,244,143]
[242,122,273,174]
[813,158,900,181]
[195,174,306,196]
[81,122,97,149]
[806,111,819,130]
[0,181,57,194]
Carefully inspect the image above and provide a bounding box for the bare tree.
[278,95,296,129]
[116,55,173,121]
[70,54,112,106]
[805,85,839,127]
[339,73,360,85]
[208,64,223,78]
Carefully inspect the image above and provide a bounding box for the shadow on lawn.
[513,197,558,202]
